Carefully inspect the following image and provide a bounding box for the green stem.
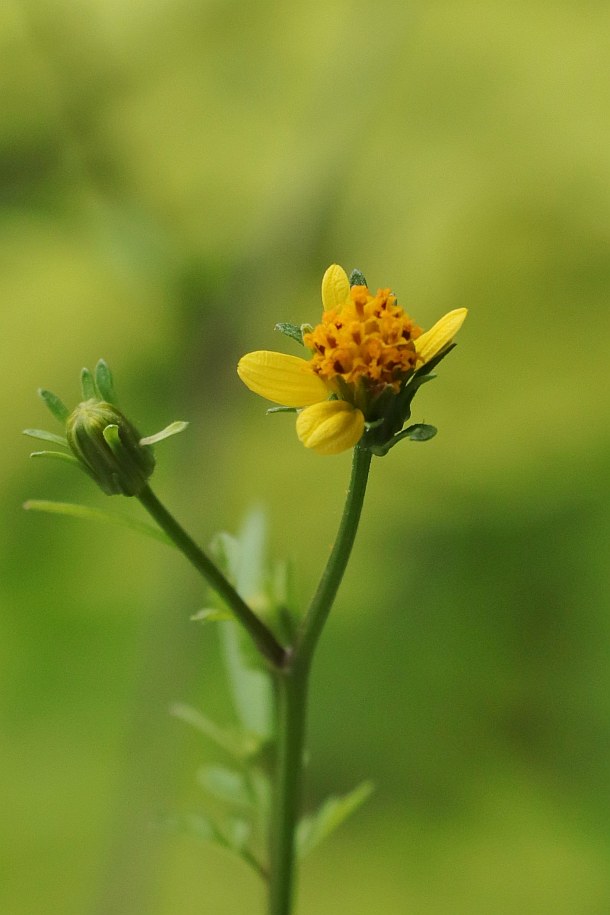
[267,444,373,915]
[268,663,310,915]
[296,445,372,663]
[137,485,286,669]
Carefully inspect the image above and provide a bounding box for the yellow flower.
[237,265,467,455]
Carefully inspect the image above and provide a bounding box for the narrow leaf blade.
[140,421,189,446]
[274,322,305,346]
[23,429,69,447]
[80,367,96,400]
[169,702,258,758]
[95,359,117,403]
[198,766,251,807]
[174,813,265,878]
[29,450,80,466]
[23,500,172,545]
[191,607,234,623]
[38,389,69,423]
[297,781,375,859]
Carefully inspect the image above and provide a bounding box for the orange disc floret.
[303,285,422,391]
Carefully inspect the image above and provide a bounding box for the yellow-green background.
[2,0,610,912]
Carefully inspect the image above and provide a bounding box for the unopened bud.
[66,399,155,496]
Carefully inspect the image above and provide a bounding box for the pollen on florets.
[303,285,423,392]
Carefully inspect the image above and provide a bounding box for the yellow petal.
[296,401,365,455]
[237,351,329,407]
[321,264,350,311]
[414,308,468,364]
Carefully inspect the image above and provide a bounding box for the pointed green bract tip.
[349,269,367,287]
[80,367,96,400]
[38,389,69,423]
[95,359,117,404]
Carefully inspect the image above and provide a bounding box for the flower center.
[303,285,422,392]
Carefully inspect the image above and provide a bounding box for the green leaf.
[274,322,305,346]
[191,607,234,623]
[140,420,189,446]
[349,268,367,287]
[23,500,172,545]
[220,624,274,741]
[224,816,251,852]
[297,781,375,859]
[94,359,117,403]
[38,388,69,423]
[169,702,260,758]
[174,813,264,878]
[23,429,68,447]
[212,511,275,741]
[80,367,96,400]
[198,765,252,807]
[29,450,81,467]
[248,768,272,831]
[403,423,437,442]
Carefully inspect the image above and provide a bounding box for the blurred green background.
[2,0,610,912]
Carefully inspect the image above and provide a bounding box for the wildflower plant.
[24,264,466,914]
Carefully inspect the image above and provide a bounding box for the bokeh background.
[3,0,610,912]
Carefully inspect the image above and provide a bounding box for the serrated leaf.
[80,367,96,400]
[297,781,374,859]
[140,420,189,446]
[191,607,234,623]
[38,389,69,423]
[23,500,172,545]
[23,429,69,447]
[198,766,252,807]
[274,322,305,345]
[169,702,260,758]
[94,359,117,403]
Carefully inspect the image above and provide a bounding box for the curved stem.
[137,484,286,669]
[267,445,373,915]
[295,445,372,665]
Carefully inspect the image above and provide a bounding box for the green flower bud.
[66,399,155,496]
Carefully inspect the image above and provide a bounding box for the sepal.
[348,268,367,287]
[38,388,69,423]
[274,322,313,346]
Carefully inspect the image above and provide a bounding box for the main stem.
[137,484,286,668]
[267,445,373,915]
[268,660,310,915]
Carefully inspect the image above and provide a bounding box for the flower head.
[25,359,188,495]
[238,265,466,456]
